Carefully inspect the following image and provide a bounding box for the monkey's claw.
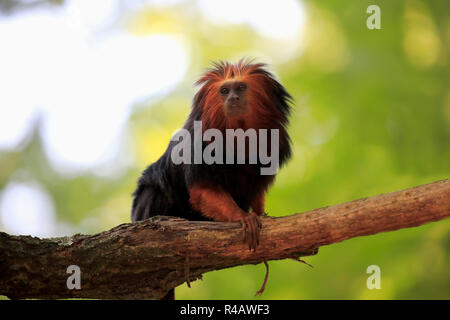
[241,212,262,251]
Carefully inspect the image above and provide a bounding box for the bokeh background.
[0,0,449,299]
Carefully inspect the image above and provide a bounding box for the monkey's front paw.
[240,212,262,251]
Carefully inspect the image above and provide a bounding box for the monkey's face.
[219,81,248,118]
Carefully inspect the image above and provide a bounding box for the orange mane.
[192,59,292,131]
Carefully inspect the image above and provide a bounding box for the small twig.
[255,260,269,296]
[291,256,313,268]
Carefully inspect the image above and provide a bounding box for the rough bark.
[0,179,449,299]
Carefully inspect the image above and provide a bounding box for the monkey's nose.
[229,95,240,103]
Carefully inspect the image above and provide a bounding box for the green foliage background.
[0,0,449,299]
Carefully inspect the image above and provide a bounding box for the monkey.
[131,59,293,299]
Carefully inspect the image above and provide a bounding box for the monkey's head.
[193,59,292,130]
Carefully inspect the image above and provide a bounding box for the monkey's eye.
[220,87,229,95]
[238,84,247,91]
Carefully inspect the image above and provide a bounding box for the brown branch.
[0,179,449,299]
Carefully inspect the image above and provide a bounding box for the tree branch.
[0,179,449,299]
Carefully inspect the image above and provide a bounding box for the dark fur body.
[131,61,292,223]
